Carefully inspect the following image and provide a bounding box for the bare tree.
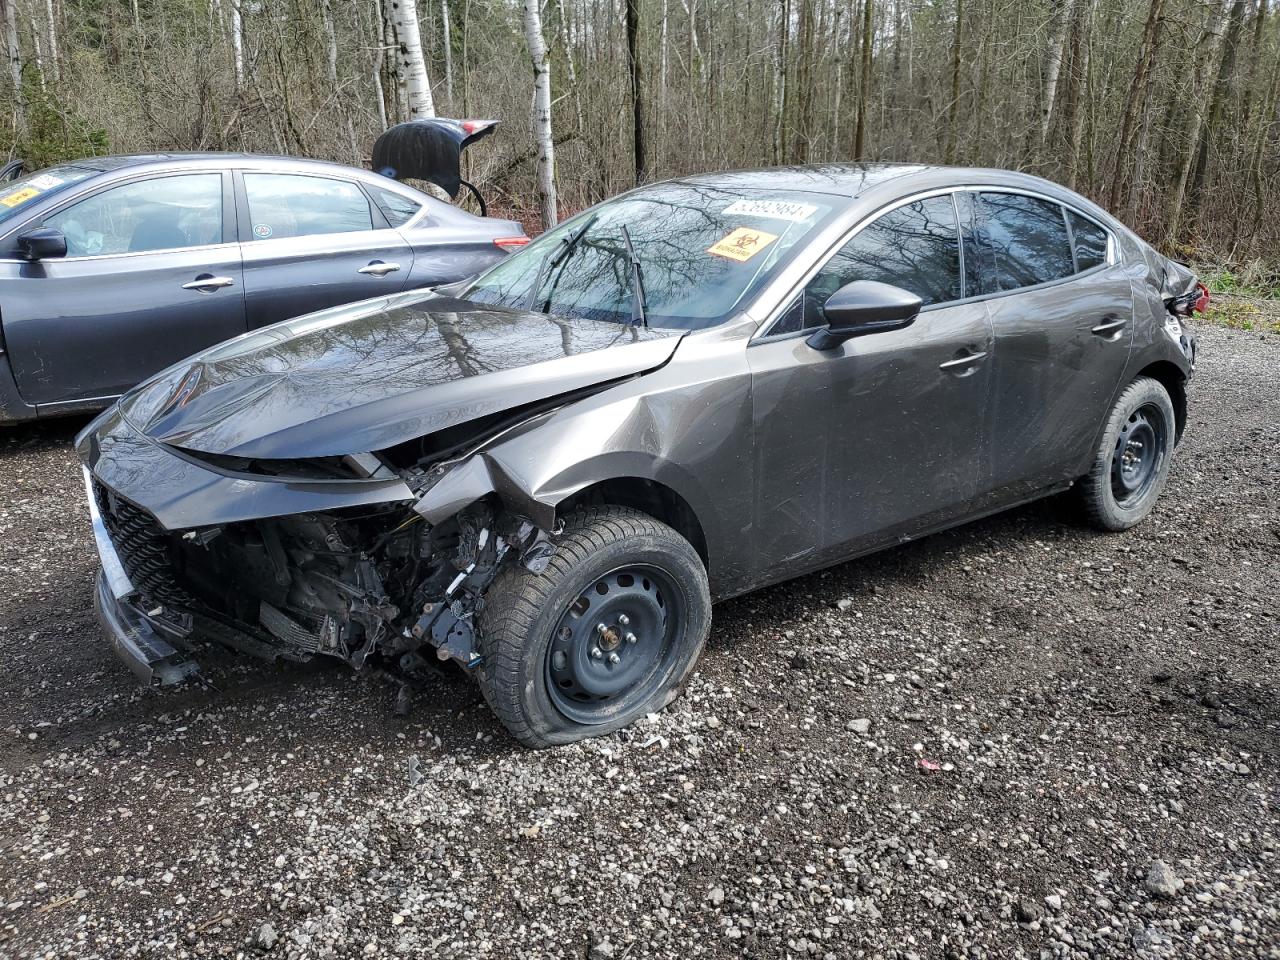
[390,0,435,119]
[2,0,24,135]
[855,0,874,159]
[230,0,245,93]
[1040,0,1079,143]
[522,0,558,230]
[441,0,454,105]
[321,0,339,86]
[627,0,647,183]
[43,0,57,84]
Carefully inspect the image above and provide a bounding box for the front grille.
[92,480,195,608]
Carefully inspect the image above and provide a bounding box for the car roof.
[674,162,1089,203]
[59,152,372,175]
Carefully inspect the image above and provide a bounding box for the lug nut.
[608,652,621,665]
[596,623,608,635]
[626,632,637,645]
[618,614,630,626]
[591,647,603,659]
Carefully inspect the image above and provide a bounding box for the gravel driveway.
[1,323,1277,960]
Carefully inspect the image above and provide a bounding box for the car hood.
[118,291,680,460]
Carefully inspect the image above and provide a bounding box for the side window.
[370,185,422,228]
[979,192,1074,290]
[955,192,997,296]
[801,195,961,329]
[243,174,373,240]
[1067,210,1109,272]
[44,174,223,257]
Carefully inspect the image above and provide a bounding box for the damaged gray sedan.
[78,165,1204,747]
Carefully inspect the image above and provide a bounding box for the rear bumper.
[93,570,199,685]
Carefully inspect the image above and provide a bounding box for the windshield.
[0,164,98,227]
[464,182,843,330]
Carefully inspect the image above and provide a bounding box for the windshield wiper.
[525,213,598,313]
[620,224,648,328]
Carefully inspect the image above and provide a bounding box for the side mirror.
[17,227,68,261]
[806,280,923,351]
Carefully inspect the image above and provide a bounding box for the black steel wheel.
[546,565,684,724]
[1080,376,1178,531]
[477,506,711,747]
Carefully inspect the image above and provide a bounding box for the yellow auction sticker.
[0,187,40,208]
[707,227,779,262]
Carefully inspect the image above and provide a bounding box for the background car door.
[236,171,415,328]
[0,171,244,407]
[976,191,1135,499]
[746,194,995,583]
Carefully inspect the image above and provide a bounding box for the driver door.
[0,171,245,407]
[745,193,995,585]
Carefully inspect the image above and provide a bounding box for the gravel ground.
[1,322,1277,960]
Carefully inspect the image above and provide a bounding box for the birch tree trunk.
[390,0,435,119]
[2,0,25,135]
[30,20,44,91]
[371,0,389,130]
[321,0,339,85]
[522,0,558,230]
[1039,0,1078,144]
[43,0,57,83]
[230,0,245,93]
[441,0,453,105]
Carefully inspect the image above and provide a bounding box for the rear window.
[0,165,97,226]
[1067,210,1108,271]
[980,192,1074,290]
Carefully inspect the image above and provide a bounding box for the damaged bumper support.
[78,406,554,685]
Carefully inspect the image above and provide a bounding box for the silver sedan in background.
[0,152,527,423]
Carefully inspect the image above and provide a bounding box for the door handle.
[182,275,236,292]
[358,261,401,277]
[938,350,989,372]
[1091,317,1128,337]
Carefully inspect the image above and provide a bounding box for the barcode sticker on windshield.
[707,228,779,262]
[722,199,818,222]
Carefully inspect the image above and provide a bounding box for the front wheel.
[1079,376,1177,531]
[477,506,711,748]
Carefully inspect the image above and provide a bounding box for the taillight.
[1192,281,1210,315]
[494,236,530,252]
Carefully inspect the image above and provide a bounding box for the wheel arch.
[557,476,710,572]
[1134,360,1188,442]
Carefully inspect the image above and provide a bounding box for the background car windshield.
[464,183,842,330]
[0,165,96,226]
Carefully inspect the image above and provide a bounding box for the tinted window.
[1067,210,1108,272]
[45,174,223,257]
[955,191,997,296]
[243,173,372,240]
[801,195,961,329]
[371,185,422,228]
[465,184,841,330]
[980,193,1074,290]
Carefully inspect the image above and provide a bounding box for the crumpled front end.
[78,405,556,687]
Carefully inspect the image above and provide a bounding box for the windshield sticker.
[722,199,819,222]
[0,187,40,208]
[707,227,779,262]
[253,223,274,239]
[27,174,64,190]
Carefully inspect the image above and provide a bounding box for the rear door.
[236,171,415,328]
[976,191,1134,498]
[0,171,245,406]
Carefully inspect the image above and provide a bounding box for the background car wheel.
[1079,376,1177,531]
[477,506,711,748]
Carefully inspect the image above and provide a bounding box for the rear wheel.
[477,506,710,747]
[1079,376,1177,531]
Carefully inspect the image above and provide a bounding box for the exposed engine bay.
[94,480,556,691]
